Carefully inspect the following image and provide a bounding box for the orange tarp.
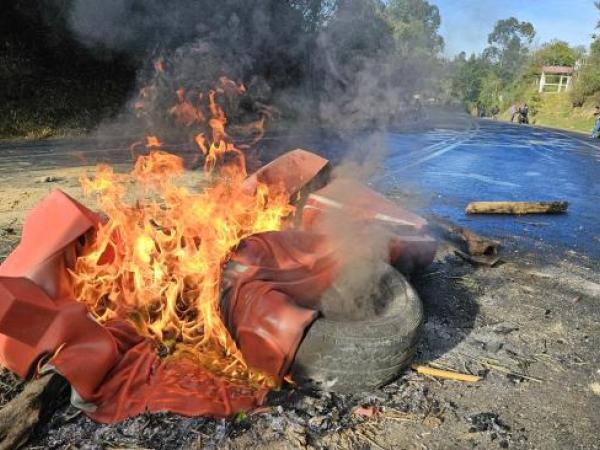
[0,150,436,422]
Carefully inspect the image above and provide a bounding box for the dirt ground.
[0,166,599,450]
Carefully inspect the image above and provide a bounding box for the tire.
[291,264,423,393]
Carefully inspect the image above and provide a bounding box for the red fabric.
[0,278,268,423]
[0,151,436,424]
[242,148,329,198]
[301,178,437,273]
[223,231,341,379]
[0,190,110,379]
[81,321,268,423]
[0,190,101,302]
[0,191,269,423]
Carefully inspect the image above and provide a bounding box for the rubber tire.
[290,264,423,393]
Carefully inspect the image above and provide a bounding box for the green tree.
[382,0,445,100]
[383,0,444,54]
[289,0,338,32]
[483,17,536,81]
[478,72,502,110]
[571,2,600,105]
[572,39,600,105]
[532,41,581,67]
[451,54,492,106]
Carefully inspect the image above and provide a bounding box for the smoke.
[314,1,400,131]
[68,0,204,53]
[330,132,387,182]
[66,0,308,79]
[308,176,400,321]
[55,0,443,137]
[44,0,435,320]
[58,0,313,144]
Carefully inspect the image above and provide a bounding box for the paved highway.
[1,116,598,260]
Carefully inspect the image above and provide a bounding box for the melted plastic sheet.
[0,150,436,423]
[0,191,269,422]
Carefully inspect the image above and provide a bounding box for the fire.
[70,80,293,387]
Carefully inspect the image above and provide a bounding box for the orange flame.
[168,88,205,126]
[71,79,293,387]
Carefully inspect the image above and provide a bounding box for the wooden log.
[465,201,568,215]
[429,218,501,266]
[432,219,500,256]
[0,374,69,450]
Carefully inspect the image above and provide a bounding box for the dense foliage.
[0,1,136,138]
[1,0,448,137]
[449,7,600,117]
[449,17,539,114]
[571,39,600,106]
[3,0,600,137]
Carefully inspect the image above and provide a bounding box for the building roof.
[542,65,574,75]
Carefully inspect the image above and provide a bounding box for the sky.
[435,0,598,56]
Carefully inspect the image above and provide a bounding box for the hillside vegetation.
[528,93,597,134]
[450,10,600,134]
[1,0,449,139]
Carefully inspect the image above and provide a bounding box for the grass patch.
[531,93,596,134]
[0,52,135,140]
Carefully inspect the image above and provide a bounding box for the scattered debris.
[492,323,519,335]
[352,405,380,418]
[455,249,500,267]
[466,412,512,448]
[422,415,443,429]
[431,219,501,266]
[467,412,510,433]
[35,176,63,183]
[0,369,23,408]
[465,201,568,215]
[411,364,481,382]
[459,354,544,383]
[381,409,420,423]
[0,227,16,238]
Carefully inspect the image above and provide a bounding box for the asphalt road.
[1,116,599,261]
[385,119,600,260]
[301,118,600,263]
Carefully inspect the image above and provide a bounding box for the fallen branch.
[465,201,568,215]
[481,362,544,383]
[411,364,481,382]
[454,250,500,267]
[457,353,545,383]
[0,374,69,450]
[430,218,501,266]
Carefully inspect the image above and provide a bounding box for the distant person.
[591,106,600,138]
[491,106,499,120]
[509,104,517,122]
[522,103,529,122]
[413,96,424,121]
[518,103,529,124]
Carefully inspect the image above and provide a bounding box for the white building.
[538,66,574,93]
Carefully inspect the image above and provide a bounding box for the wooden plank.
[412,364,481,382]
[465,201,568,215]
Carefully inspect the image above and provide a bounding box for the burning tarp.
[0,80,435,423]
[0,156,434,422]
[0,167,434,422]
